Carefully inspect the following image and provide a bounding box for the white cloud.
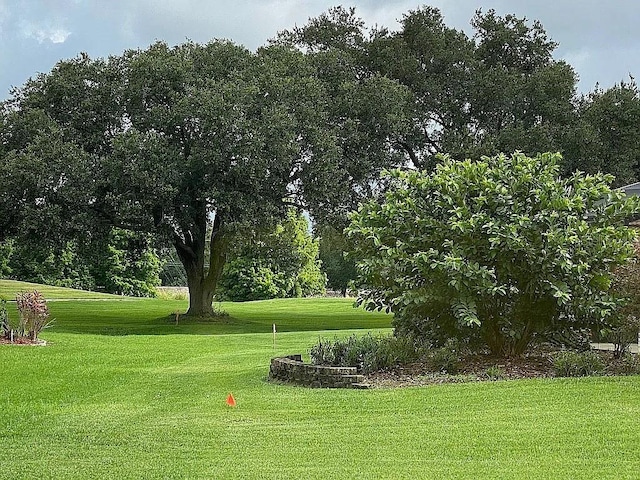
[20,21,71,44]
[47,28,71,43]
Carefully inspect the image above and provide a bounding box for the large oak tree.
[0,40,410,315]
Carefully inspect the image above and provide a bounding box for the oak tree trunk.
[173,207,229,316]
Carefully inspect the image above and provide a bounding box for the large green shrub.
[218,259,283,301]
[348,152,640,356]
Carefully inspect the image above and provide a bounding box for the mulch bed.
[364,348,634,388]
[0,337,47,346]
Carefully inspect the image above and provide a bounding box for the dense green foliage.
[0,230,161,296]
[563,80,640,186]
[218,210,325,301]
[6,239,94,290]
[281,7,576,169]
[282,7,640,185]
[310,333,422,373]
[317,225,357,296]
[552,351,606,377]
[91,228,162,297]
[0,239,12,278]
[348,152,640,356]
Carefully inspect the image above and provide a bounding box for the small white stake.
[273,323,276,350]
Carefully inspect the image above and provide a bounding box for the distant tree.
[218,210,325,301]
[317,225,357,296]
[287,7,577,168]
[7,238,95,290]
[91,228,162,297]
[0,239,13,278]
[3,230,161,296]
[348,152,640,356]
[561,80,640,187]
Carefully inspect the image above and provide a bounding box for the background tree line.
[1,6,639,307]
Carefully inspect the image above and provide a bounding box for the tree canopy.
[562,79,640,187]
[0,38,410,314]
[280,7,577,169]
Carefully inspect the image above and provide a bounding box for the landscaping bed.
[364,347,640,388]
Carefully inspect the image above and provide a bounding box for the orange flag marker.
[226,393,237,407]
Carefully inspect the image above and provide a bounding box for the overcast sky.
[0,0,638,99]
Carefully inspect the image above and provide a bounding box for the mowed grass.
[2,280,389,335]
[0,279,124,300]
[1,282,640,479]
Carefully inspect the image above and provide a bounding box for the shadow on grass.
[42,298,393,337]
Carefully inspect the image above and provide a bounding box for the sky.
[0,0,638,99]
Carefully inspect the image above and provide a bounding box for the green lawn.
[1,282,639,479]
[0,279,125,300]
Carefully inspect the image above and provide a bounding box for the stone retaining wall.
[269,354,370,389]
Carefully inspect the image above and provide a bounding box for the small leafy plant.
[484,365,505,380]
[610,354,640,375]
[552,351,605,377]
[15,290,53,341]
[428,339,461,374]
[604,316,640,359]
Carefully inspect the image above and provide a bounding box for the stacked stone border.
[269,354,370,389]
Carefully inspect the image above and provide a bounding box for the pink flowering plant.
[15,291,53,341]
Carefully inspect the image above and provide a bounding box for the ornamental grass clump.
[15,290,53,341]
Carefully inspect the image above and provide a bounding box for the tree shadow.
[47,313,392,337]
